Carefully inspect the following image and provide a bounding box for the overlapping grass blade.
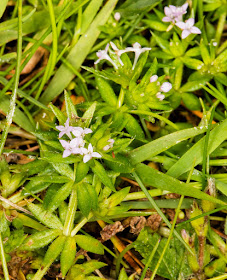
[167,119,227,178]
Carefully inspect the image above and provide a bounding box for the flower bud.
[201,177,216,213]
[190,201,208,238]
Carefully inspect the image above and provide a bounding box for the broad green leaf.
[77,183,92,217]
[167,119,227,178]
[129,126,207,165]
[52,162,74,180]
[64,90,77,118]
[117,0,160,17]
[83,102,96,127]
[75,235,104,254]
[20,229,61,251]
[60,236,77,277]
[46,182,74,213]
[43,235,66,266]
[91,160,115,191]
[0,0,7,19]
[39,0,118,104]
[28,203,63,229]
[135,163,225,205]
[134,229,192,279]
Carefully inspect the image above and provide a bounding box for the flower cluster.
[56,119,103,163]
[162,3,201,39]
[95,42,151,70]
[150,75,172,101]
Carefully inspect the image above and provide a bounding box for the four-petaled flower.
[72,127,92,138]
[110,42,125,66]
[162,3,188,23]
[122,42,151,70]
[56,118,73,139]
[81,144,102,163]
[94,43,118,69]
[60,139,83,158]
[176,18,201,39]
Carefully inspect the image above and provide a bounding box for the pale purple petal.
[160,82,172,92]
[83,154,91,163]
[59,131,65,138]
[114,12,121,21]
[175,21,186,29]
[150,75,158,83]
[103,145,110,151]
[164,6,172,17]
[182,29,191,39]
[162,16,172,22]
[104,43,110,53]
[169,5,177,13]
[181,3,188,13]
[133,42,141,49]
[108,139,115,144]
[190,26,201,34]
[92,152,102,158]
[110,41,118,51]
[84,128,93,134]
[72,127,83,137]
[56,125,64,131]
[94,58,101,65]
[81,147,88,155]
[63,150,71,158]
[186,18,195,28]
[87,143,93,153]
[156,92,165,101]
[60,140,70,149]
[72,148,83,155]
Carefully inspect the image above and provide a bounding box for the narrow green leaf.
[64,90,77,118]
[167,119,227,178]
[75,235,104,254]
[92,160,115,191]
[39,0,118,104]
[20,229,61,251]
[28,203,63,229]
[135,163,225,205]
[129,126,207,165]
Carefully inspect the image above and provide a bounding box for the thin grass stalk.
[0,0,22,155]
[132,171,193,254]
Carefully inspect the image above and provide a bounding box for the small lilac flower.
[103,139,115,151]
[94,43,118,69]
[114,12,121,21]
[176,18,201,39]
[110,42,125,66]
[60,140,83,158]
[150,75,158,83]
[72,127,92,138]
[160,82,172,92]
[81,143,102,163]
[122,42,151,70]
[162,3,188,23]
[56,118,73,139]
[156,92,165,101]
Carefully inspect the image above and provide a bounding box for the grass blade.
[167,118,227,179]
[129,126,207,165]
[39,0,118,104]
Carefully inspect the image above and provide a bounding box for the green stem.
[0,0,22,155]
[150,159,195,279]
[0,233,10,280]
[129,110,179,131]
[71,212,93,236]
[140,238,160,280]
[116,243,135,277]
[63,188,77,236]
[123,189,167,201]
